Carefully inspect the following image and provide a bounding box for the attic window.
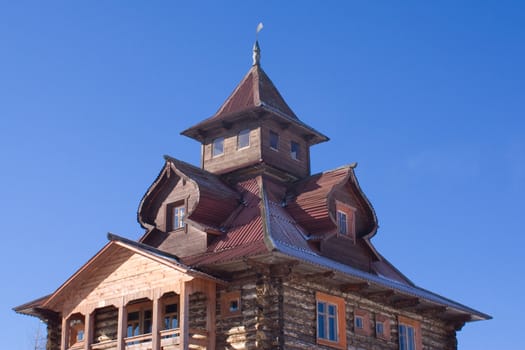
[270,130,279,150]
[291,141,300,160]
[167,202,185,231]
[237,129,250,149]
[336,201,356,240]
[212,137,224,157]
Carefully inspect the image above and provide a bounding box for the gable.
[44,241,201,317]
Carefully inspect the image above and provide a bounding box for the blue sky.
[1,1,523,349]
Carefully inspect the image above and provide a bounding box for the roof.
[181,63,328,145]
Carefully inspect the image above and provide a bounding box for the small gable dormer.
[181,42,328,181]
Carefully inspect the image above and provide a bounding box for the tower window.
[237,129,250,149]
[291,141,300,160]
[167,203,185,231]
[336,201,356,240]
[270,131,279,150]
[337,211,347,235]
[212,137,224,157]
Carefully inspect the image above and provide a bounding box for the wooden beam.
[391,297,420,309]
[60,315,69,350]
[151,296,162,350]
[279,122,291,130]
[180,281,190,350]
[84,312,94,350]
[116,304,127,350]
[206,283,216,350]
[300,270,334,282]
[340,282,369,293]
[420,306,447,316]
[364,290,395,302]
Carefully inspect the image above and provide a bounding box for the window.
[221,291,241,318]
[127,309,152,338]
[270,131,279,150]
[291,141,300,160]
[164,303,179,330]
[398,316,421,350]
[68,316,85,347]
[375,314,391,341]
[335,201,356,239]
[212,137,224,157]
[172,206,185,230]
[354,309,371,336]
[337,211,347,235]
[237,129,250,149]
[316,292,346,349]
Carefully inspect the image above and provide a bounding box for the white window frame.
[212,137,224,157]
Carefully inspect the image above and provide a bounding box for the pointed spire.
[252,40,261,66]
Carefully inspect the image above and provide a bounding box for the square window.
[270,131,279,150]
[291,141,300,160]
[212,137,224,157]
[316,292,346,349]
[221,291,241,318]
[237,129,250,149]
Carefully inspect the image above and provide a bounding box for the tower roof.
[181,44,328,146]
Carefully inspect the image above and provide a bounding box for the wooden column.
[84,312,94,350]
[180,281,190,350]
[60,315,69,350]
[206,283,216,350]
[151,295,162,350]
[116,304,127,350]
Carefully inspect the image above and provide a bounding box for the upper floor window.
[212,137,224,157]
[164,303,179,330]
[270,131,279,150]
[291,141,300,160]
[168,202,185,231]
[127,309,152,338]
[336,201,356,240]
[354,309,371,336]
[316,292,346,349]
[237,129,250,149]
[221,291,241,318]
[375,314,391,340]
[398,316,421,350]
[337,211,347,235]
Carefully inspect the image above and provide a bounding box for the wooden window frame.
[290,140,300,160]
[398,316,422,350]
[269,130,279,150]
[354,309,372,336]
[68,315,85,348]
[212,137,224,157]
[126,302,153,338]
[167,201,186,232]
[375,314,391,341]
[221,291,241,318]
[237,129,250,150]
[316,292,347,350]
[335,201,356,241]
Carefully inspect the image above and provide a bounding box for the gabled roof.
[181,63,328,146]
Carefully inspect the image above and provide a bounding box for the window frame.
[269,130,279,150]
[167,201,186,232]
[237,129,250,150]
[126,303,153,338]
[335,200,356,241]
[316,292,346,350]
[212,137,225,157]
[221,291,241,318]
[354,309,372,336]
[290,140,300,160]
[398,316,422,350]
[375,314,391,341]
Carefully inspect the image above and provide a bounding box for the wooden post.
[84,312,94,350]
[61,315,69,350]
[151,295,162,350]
[206,283,216,350]
[116,304,127,350]
[180,281,190,350]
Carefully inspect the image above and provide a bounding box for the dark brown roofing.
[181,64,328,146]
[138,156,240,231]
[13,294,51,316]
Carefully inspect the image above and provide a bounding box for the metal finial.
[253,22,263,66]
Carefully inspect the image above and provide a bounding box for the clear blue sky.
[1,1,523,349]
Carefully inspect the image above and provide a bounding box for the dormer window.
[237,129,250,149]
[291,141,300,160]
[212,137,224,157]
[335,201,356,240]
[167,202,185,231]
[270,131,279,150]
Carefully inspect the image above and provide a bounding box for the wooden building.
[15,41,490,350]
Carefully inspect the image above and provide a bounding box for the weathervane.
[253,22,263,66]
